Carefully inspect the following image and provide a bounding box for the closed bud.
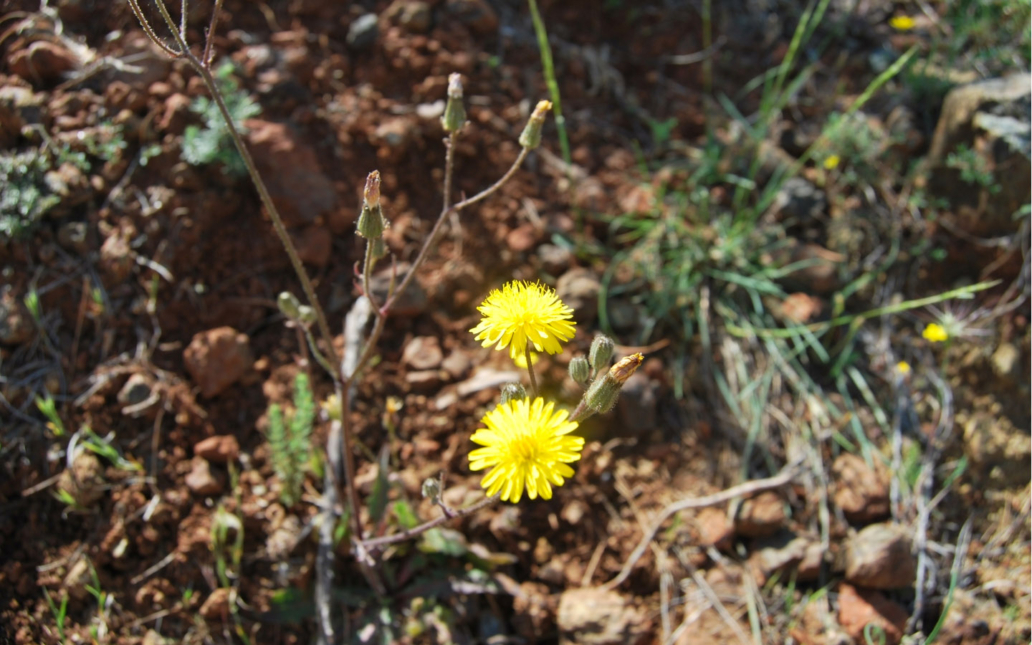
[500,382,527,404]
[441,73,467,133]
[569,356,590,386]
[357,171,388,239]
[363,170,381,208]
[519,100,552,149]
[277,291,302,320]
[297,305,317,325]
[584,373,620,414]
[421,477,442,502]
[589,335,615,371]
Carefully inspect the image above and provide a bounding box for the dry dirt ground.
[1,1,1029,644]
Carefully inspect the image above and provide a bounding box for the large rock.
[927,74,1031,236]
[837,583,908,645]
[845,523,916,589]
[245,120,338,228]
[183,327,254,398]
[557,587,649,645]
[832,453,890,523]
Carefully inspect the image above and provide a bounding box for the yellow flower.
[823,154,841,170]
[469,397,584,503]
[922,323,948,343]
[896,360,911,375]
[890,15,916,31]
[470,281,576,360]
[513,351,540,369]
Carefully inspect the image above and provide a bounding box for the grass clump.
[267,372,315,507]
[181,62,261,175]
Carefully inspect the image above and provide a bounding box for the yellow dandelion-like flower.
[823,154,841,170]
[470,281,576,360]
[890,15,916,31]
[469,397,584,503]
[922,323,948,343]
[896,360,911,375]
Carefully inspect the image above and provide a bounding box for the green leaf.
[368,446,390,525]
[418,528,468,557]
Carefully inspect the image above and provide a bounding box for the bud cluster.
[565,334,644,417]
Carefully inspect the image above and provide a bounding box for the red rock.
[99,231,134,283]
[183,327,254,398]
[845,523,916,589]
[245,120,338,228]
[837,583,908,645]
[833,453,890,522]
[157,93,191,134]
[780,292,823,323]
[696,507,734,550]
[9,41,79,84]
[194,435,240,463]
[185,457,222,496]
[199,587,231,620]
[506,223,539,252]
[735,491,786,537]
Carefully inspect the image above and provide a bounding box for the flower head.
[823,154,841,170]
[889,15,916,31]
[922,323,949,343]
[896,360,911,375]
[469,397,584,503]
[470,280,576,360]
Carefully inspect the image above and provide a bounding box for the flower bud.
[500,382,527,404]
[296,305,317,325]
[277,291,302,320]
[589,335,615,371]
[441,73,467,133]
[569,356,590,386]
[583,353,644,415]
[610,352,644,385]
[519,100,552,150]
[421,477,442,502]
[357,171,388,239]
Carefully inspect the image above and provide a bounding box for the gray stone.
[347,14,380,50]
[774,177,826,221]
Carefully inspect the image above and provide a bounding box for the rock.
[44,162,93,213]
[735,491,786,538]
[845,523,915,589]
[557,587,649,645]
[9,41,80,85]
[441,350,472,379]
[405,370,442,391]
[415,100,445,120]
[780,292,822,324]
[370,263,428,317]
[182,327,254,398]
[832,453,890,522]
[141,630,167,645]
[510,580,556,641]
[837,583,908,645]
[774,177,826,221]
[797,540,825,582]
[347,14,380,50]
[117,373,154,407]
[199,587,231,620]
[292,224,332,267]
[506,223,539,253]
[444,0,498,34]
[194,435,240,463]
[385,0,432,33]
[556,268,600,326]
[695,507,734,550]
[185,457,222,496]
[750,531,809,585]
[157,92,191,134]
[0,290,35,346]
[537,244,573,275]
[782,243,844,294]
[245,120,338,228]
[615,373,657,435]
[99,231,134,283]
[402,336,443,370]
[927,74,1031,236]
[991,342,1019,377]
[57,451,106,507]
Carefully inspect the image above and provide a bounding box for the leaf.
[393,500,419,530]
[367,446,390,525]
[418,528,468,557]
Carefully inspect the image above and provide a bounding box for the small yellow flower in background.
[470,280,576,360]
[513,351,540,369]
[896,360,911,375]
[890,15,917,31]
[923,323,949,343]
[823,154,841,170]
[468,397,584,503]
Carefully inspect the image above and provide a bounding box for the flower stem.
[525,345,539,397]
[361,494,499,551]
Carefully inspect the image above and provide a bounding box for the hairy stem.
[361,494,499,551]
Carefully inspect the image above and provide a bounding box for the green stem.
[526,0,570,168]
[525,345,538,397]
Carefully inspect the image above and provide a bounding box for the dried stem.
[603,463,802,590]
[202,0,224,66]
[361,494,499,551]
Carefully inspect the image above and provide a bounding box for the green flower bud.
[589,335,615,371]
[569,356,590,386]
[277,291,302,320]
[519,100,552,150]
[421,477,441,502]
[500,382,527,404]
[297,305,317,325]
[584,373,620,415]
[441,73,467,133]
